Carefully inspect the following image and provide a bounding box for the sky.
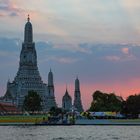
[1,0,140,110]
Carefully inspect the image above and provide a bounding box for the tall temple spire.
[74,77,84,112]
[65,88,68,96]
[48,69,54,86]
[24,14,33,43]
[27,14,30,22]
[75,76,80,91]
[20,15,37,67]
[47,69,57,108]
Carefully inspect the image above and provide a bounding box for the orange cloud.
[122,47,129,54]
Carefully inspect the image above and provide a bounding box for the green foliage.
[23,90,42,112]
[89,90,122,112]
[122,94,140,117]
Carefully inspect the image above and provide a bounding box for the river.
[0,125,140,140]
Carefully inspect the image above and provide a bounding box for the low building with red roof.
[0,101,19,113]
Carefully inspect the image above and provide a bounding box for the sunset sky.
[1,0,140,110]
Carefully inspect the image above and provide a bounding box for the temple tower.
[46,69,57,109]
[62,88,72,111]
[73,77,84,112]
[4,15,56,111]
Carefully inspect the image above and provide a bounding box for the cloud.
[0,4,8,10]
[121,0,140,9]
[53,43,92,54]
[0,0,24,17]
[9,12,18,17]
[105,54,136,62]
[121,47,129,54]
[0,13,5,17]
[1,0,140,44]
[105,55,121,61]
[48,56,80,64]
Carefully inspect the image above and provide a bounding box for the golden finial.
[27,14,30,22]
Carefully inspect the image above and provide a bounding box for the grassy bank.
[0,116,140,124]
[0,115,46,123]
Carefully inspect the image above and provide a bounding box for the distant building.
[0,101,19,113]
[46,69,57,109]
[62,88,72,111]
[2,15,56,111]
[73,77,84,112]
[2,80,14,104]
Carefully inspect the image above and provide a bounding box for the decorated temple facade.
[3,16,57,111]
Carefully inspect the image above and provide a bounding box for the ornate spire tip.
[76,75,79,80]
[27,14,30,22]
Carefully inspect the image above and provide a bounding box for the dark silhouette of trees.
[50,107,63,116]
[89,90,123,112]
[23,90,42,112]
[122,94,140,118]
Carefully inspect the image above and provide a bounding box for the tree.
[50,107,63,116]
[23,90,42,112]
[89,90,123,112]
[122,94,140,118]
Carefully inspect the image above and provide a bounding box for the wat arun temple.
[1,16,83,112]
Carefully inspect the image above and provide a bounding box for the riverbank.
[0,116,140,125]
[75,119,140,125]
[0,115,45,124]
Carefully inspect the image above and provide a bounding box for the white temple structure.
[3,15,57,111]
[62,88,72,111]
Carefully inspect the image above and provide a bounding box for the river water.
[0,126,140,140]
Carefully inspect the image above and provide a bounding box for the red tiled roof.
[0,102,18,112]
